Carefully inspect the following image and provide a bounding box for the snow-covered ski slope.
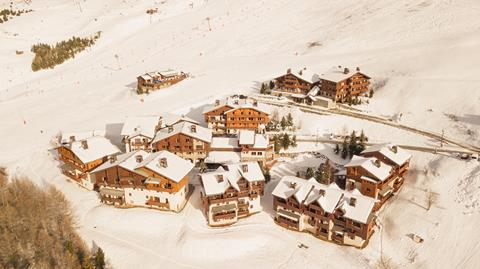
[1,0,479,268]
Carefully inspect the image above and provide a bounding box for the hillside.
[0,0,479,268]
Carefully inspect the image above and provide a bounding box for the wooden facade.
[274,71,313,94]
[151,132,210,163]
[57,146,107,184]
[224,107,269,133]
[318,71,370,103]
[137,71,188,94]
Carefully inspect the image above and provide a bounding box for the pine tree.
[286,113,293,127]
[199,161,207,173]
[291,135,297,147]
[269,80,275,89]
[348,130,357,157]
[263,168,271,183]
[260,83,266,94]
[341,137,348,159]
[369,89,374,98]
[94,248,106,269]
[280,116,288,130]
[273,136,281,153]
[334,143,340,154]
[281,133,290,149]
[358,130,367,153]
[306,167,314,179]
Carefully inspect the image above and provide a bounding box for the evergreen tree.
[260,83,266,94]
[281,133,290,149]
[296,171,301,177]
[358,130,367,153]
[273,136,281,153]
[334,143,340,154]
[305,167,314,179]
[94,248,106,269]
[369,89,374,98]
[291,135,297,147]
[269,80,275,89]
[280,116,288,130]
[263,168,271,183]
[341,137,348,159]
[199,161,207,173]
[286,113,293,127]
[348,130,357,157]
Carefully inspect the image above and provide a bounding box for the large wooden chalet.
[273,68,319,95]
[317,67,371,102]
[272,176,376,248]
[150,121,212,165]
[199,161,265,226]
[206,130,274,166]
[137,70,188,94]
[57,135,120,190]
[203,96,270,135]
[92,150,194,212]
[345,144,411,209]
[121,113,198,152]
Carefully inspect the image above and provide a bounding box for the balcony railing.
[212,212,236,222]
[146,199,169,208]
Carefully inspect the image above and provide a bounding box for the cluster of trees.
[301,161,333,184]
[259,81,275,94]
[266,113,295,131]
[0,7,32,24]
[346,89,375,106]
[0,168,109,269]
[334,130,368,159]
[272,133,297,152]
[31,32,101,71]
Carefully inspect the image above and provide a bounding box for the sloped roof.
[121,116,160,139]
[211,137,238,149]
[319,67,371,83]
[136,151,194,183]
[91,150,150,174]
[200,161,264,196]
[152,121,212,144]
[275,69,320,84]
[344,155,393,182]
[361,143,411,166]
[205,151,241,164]
[239,130,255,145]
[202,96,270,115]
[60,130,106,145]
[337,191,375,224]
[68,136,120,164]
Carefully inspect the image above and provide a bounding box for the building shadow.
[186,103,211,127]
[105,123,124,150]
[457,114,480,126]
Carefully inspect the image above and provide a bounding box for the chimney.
[215,99,220,106]
[190,125,197,133]
[319,189,326,196]
[159,157,168,168]
[349,197,357,207]
[135,155,143,163]
[289,182,297,189]
[69,135,76,143]
[253,100,258,107]
[168,126,174,133]
[343,67,350,74]
[234,99,239,105]
[242,164,248,173]
[109,155,117,163]
[356,67,360,72]
[373,159,381,168]
[216,174,224,183]
[298,70,303,76]
[391,145,398,153]
[81,140,88,149]
[347,179,355,191]
[287,68,291,74]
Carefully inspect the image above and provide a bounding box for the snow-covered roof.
[272,176,375,223]
[91,150,150,174]
[361,143,411,167]
[205,151,241,164]
[136,150,194,183]
[121,116,160,139]
[210,137,238,149]
[68,136,120,164]
[160,112,199,127]
[319,67,370,83]
[60,130,106,144]
[152,121,212,144]
[344,156,393,182]
[239,130,255,145]
[202,96,270,115]
[139,69,185,80]
[200,161,264,196]
[276,69,320,84]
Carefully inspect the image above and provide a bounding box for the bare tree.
[376,256,398,269]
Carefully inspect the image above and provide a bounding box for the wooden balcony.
[209,196,238,204]
[333,218,347,227]
[146,199,169,208]
[102,197,124,205]
[212,212,236,222]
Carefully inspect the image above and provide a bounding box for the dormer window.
[159,157,168,168]
[81,140,88,149]
[242,164,248,173]
[190,125,197,133]
[135,155,143,163]
[216,174,224,183]
[349,197,357,207]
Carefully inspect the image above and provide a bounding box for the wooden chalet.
[121,113,199,152]
[272,176,376,248]
[273,68,319,95]
[206,130,274,166]
[199,162,265,226]
[317,67,371,102]
[92,150,194,212]
[57,136,120,190]
[150,121,212,165]
[137,70,188,94]
[203,96,270,135]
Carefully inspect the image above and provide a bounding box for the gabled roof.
[239,130,255,145]
[68,136,120,164]
[319,67,371,83]
[205,151,241,164]
[121,116,160,139]
[275,69,320,84]
[211,132,270,149]
[361,143,411,167]
[200,161,264,196]
[210,137,238,149]
[91,150,150,174]
[202,96,270,115]
[272,176,375,224]
[152,121,212,144]
[136,151,194,183]
[344,155,393,182]
[60,130,106,145]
